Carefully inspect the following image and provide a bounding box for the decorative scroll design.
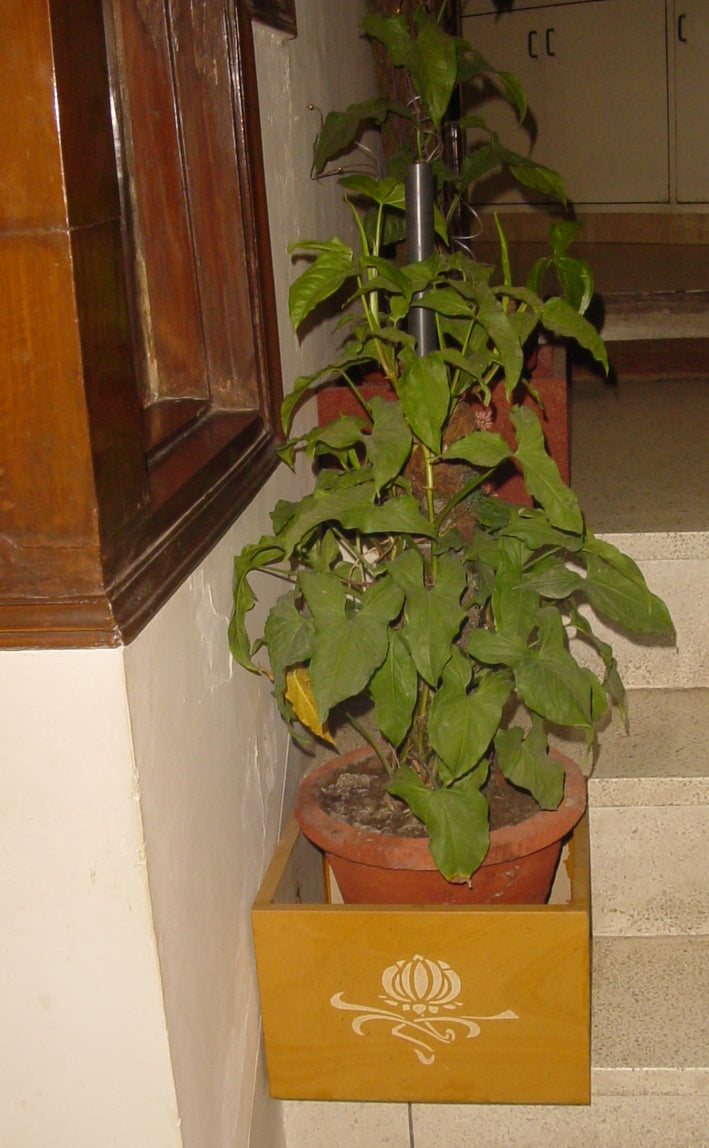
[330,954,518,1065]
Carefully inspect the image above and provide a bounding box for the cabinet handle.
[527,29,539,58]
[678,13,687,42]
[546,27,556,56]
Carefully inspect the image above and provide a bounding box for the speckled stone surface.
[587,687,709,935]
[592,936,709,1081]
[411,1095,709,1148]
[590,805,708,935]
[282,1101,410,1147]
[570,374,709,536]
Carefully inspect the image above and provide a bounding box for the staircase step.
[591,687,709,802]
[408,1093,709,1147]
[587,688,709,936]
[592,935,709,1096]
[589,804,708,936]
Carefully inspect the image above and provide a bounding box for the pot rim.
[293,747,587,874]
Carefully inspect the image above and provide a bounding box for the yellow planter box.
[252,815,590,1104]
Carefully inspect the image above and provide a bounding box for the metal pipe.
[406,162,436,357]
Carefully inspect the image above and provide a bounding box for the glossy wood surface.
[0,0,283,647]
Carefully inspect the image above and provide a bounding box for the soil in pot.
[319,758,541,838]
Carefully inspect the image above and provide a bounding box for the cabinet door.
[462,0,669,206]
[674,1,709,202]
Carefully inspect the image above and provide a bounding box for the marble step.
[592,935,708,1098]
[588,687,709,936]
[282,936,709,1148]
[572,531,709,691]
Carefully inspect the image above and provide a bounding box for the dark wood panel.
[169,0,259,407]
[0,0,284,648]
[143,399,210,455]
[108,0,208,401]
[0,0,66,231]
[0,599,122,650]
[0,231,104,598]
[228,0,284,432]
[48,0,122,226]
[107,416,279,643]
[69,220,149,542]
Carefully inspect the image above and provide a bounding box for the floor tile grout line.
[408,1102,415,1147]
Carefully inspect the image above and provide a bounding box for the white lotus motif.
[330,954,517,1065]
[380,955,461,1016]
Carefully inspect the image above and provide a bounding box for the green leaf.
[340,174,406,210]
[511,406,584,534]
[417,286,477,318]
[556,255,594,315]
[429,671,512,780]
[363,12,414,68]
[477,298,524,393]
[541,297,608,372]
[369,631,418,748]
[360,254,412,303]
[511,161,567,206]
[492,539,539,643]
[229,539,285,669]
[518,563,585,600]
[411,11,458,126]
[306,416,365,459]
[366,397,412,493]
[264,591,315,696]
[281,372,320,435]
[341,494,437,539]
[277,480,375,556]
[515,609,607,729]
[387,768,490,882]
[569,604,627,720]
[501,509,585,553]
[391,552,467,687]
[440,645,474,691]
[548,220,583,256]
[582,533,650,589]
[313,98,392,175]
[583,554,675,635]
[397,350,450,454]
[288,240,355,330]
[467,629,526,667]
[444,430,511,468]
[299,572,405,720]
[495,720,564,810]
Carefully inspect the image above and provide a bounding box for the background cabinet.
[462,0,706,208]
[674,1,709,202]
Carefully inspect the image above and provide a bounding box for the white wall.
[0,651,181,1147]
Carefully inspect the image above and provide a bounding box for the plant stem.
[343,710,393,775]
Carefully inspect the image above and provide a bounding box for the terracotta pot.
[293,748,587,906]
[315,351,569,507]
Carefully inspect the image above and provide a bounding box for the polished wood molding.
[0,0,283,648]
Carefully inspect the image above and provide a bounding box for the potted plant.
[230,1,672,903]
[237,2,673,1104]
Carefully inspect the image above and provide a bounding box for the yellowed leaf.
[285,666,336,746]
